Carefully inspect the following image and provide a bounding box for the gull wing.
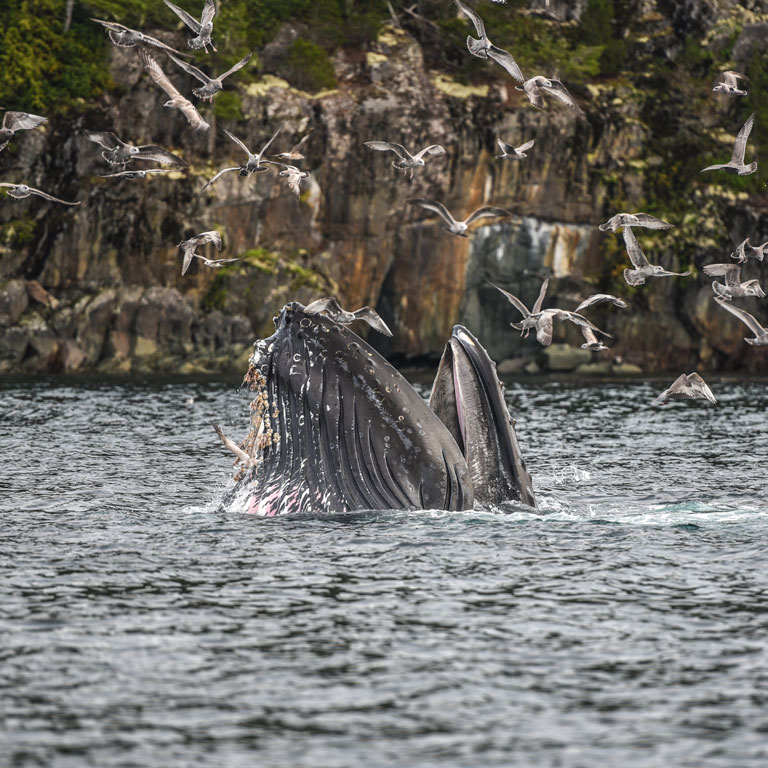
[202,166,241,191]
[560,310,612,337]
[685,373,717,404]
[730,237,750,262]
[407,198,458,228]
[464,206,511,226]
[412,144,446,161]
[91,18,124,32]
[532,276,549,314]
[257,125,284,159]
[523,80,545,110]
[631,212,673,230]
[581,326,602,346]
[722,71,748,87]
[200,257,240,266]
[290,129,314,153]
[28,187,81,205]
[622,226,650,269]
[222,128,252,157]
[654,373,686,405]
[364,141,411,161]
[134,145,187,167]
[164,0,202,33]
[140,49,186,100]
[453,0,486,38]
[352,307,393,337]
[139,31,187,55]
[703,263,740,287]
[516,139,535,153]
[3,111,47,132]
[714,296,767,337]
[180,245,196,275]
[496,137,514,156]
[167,52,211,85]
[85,131,124,151]
[189,230,222,249]
[201,0,216,25]
[219,51,253,82]
[488,281,530,319]
[541,79,584,114]
[731,112,755,164]
[574,293,628,312]
[535,312,555,345]
[487,44,524,82]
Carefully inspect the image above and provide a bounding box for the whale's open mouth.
[429,325,536,508]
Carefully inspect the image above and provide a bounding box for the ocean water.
[2,374,767,768]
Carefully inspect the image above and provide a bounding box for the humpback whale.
[216,302,535,515]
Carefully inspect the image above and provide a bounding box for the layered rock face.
[1,1,768,374]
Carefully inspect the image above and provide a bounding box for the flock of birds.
[0,0,765,407]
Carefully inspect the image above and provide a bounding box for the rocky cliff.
[2,0,768,375]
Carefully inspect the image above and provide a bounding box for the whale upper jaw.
[429,325,537,508]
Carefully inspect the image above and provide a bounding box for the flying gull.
[516,76,584,115]
[164,0,217,52]
[364,141,446,179]
[713,296,768,345]
[712,71,748,96]
[99,168,175,179]
[202,126,283,190]
[85,130,187,167]
[273,129,314,161]
[702,263,766,300]
[599,212,674,232]
[90,18,186,54]
[700,113,757,175]
[453,0,524,81]
[489,279,612,347]
[0,183,80,205]
[139,49,210,132]
[407,198,510,237]
[622,227,690,286]
[178,230,222,275]
[303,297,393,336]
[574,294,628,312]
[263,161,310,198]
[0,111,47,153]
[654,373,717,406]
[167,51,253,102]
[495,137,534,160]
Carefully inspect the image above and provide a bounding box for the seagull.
[654,373,717,406]
[714,296,768,345]
[85,130,188,167]
[303,297,393,336]
[516,76,584,115]
[730,236,768,264]
[98,168,175,179]
[598,212,674,232]
[453,0,524,81]
[263,161,310,198]
[164,0,217,52]
[273,129,314,161]
[700,112,757,175]
[193,254,241,269]
[202,126,283,190]
[167,51,252,101]
[0,183,80,205]
[0,111,47,152]
[407,198,510,237]
[495,137,534,159]
[364,141,446,179]
[90,18,186,54]
[139,49,210,132]
[702,263,766,300]
[574,294,628,312]
[212,423,257,468]
[178,230,222,275]
[622,227,690,286]
[489,279,612,346]
[712,71,748,96]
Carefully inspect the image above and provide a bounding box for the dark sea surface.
[2,374,767,768]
